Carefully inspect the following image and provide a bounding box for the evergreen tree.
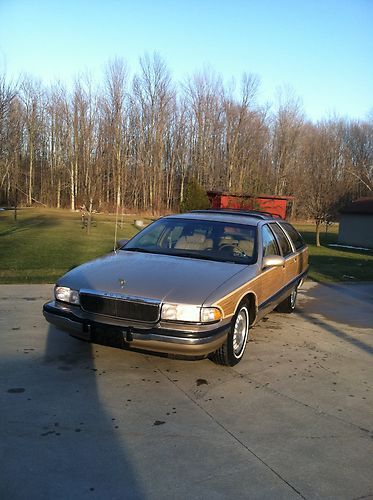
[180,178,210,212]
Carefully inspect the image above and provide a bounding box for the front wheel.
[209,304,250,366]
[276,287,297,313]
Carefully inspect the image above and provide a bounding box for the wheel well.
[237,293,257,327]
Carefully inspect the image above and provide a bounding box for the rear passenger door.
[279,222,308,276]
[257,224,286,308]
[269,223,297,286]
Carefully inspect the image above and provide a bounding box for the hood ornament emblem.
[119,279,127,288]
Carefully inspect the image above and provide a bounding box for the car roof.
[164,209,283,226]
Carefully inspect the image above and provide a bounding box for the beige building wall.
[338,214,373,249]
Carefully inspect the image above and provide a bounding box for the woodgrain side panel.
[214,266,284,318]
[215,247,308,319]
[297,247,309,274]
[284,255,298,283]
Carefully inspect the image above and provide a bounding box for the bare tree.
[300,122,351,246]
[20,77,43,206]
[184,68,224,189]
[0,73,19,217]
[343,120,373,192]
[133,53,174,212]
[271,87,304,196]
[1,59,372,219]
[103,59,128,212]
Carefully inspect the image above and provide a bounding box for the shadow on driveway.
[1,325,145,500]
[300,311,373,356]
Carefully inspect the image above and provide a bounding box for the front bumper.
[43,301,229,357]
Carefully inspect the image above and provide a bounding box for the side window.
[280,222,305,251]
[270,223,293,257]
[262,225,280,257]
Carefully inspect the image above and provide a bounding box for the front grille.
[80,292,160,322]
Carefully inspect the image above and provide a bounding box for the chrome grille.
[80,291,160,322]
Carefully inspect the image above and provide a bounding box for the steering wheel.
[218,244,247,257]
[218,244,235,252]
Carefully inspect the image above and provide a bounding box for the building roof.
[339,197,373,215]
[206,190,294,201]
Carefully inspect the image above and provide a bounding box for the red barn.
[207,191,294,220]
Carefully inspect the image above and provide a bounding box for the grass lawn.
[0,208,372,283]
[294,223,373,282]
[0,208,153,284]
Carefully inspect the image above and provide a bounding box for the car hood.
[58,251,248,305]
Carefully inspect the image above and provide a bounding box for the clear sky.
[0,0,372,121]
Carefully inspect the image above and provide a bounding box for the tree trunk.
[14,186,18,222]
[70,165,75,211]
[315,220,321,247]
[86,197,93,235]
[28,143,33,205]
[57,178,61,208]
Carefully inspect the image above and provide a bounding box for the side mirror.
[116,239,129,249]
[262,255,285,269]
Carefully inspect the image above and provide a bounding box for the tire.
[276,287,297,313]
[209,303,250,366]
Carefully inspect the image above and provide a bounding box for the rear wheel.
[209,303,249,366]
[276,287,297,313]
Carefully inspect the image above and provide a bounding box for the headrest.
[186,233,206,243]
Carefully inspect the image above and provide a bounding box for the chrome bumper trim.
[43,302,229,356]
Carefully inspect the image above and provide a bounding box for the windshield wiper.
[173,252,241,263]
[122,247,157,254]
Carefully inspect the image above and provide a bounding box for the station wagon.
[43,210,308,366]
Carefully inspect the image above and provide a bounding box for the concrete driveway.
[0,282,372,500]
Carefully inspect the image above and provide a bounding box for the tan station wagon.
[43,210,308,366]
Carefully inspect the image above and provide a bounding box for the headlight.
[55,286,80,305]
[161,303,222,323]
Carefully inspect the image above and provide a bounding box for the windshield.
[122,218,257,264]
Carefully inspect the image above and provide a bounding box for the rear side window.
[262,225,280,256]
[269,223,293,257]
[280,222,306,251]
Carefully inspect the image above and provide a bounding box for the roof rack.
[191,208,282,220]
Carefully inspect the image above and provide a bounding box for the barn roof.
[339,197,373,215]
[206,190,294,200]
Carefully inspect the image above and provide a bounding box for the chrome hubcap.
[233,307,249,357]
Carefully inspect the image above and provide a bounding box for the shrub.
[180,178,211,212]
